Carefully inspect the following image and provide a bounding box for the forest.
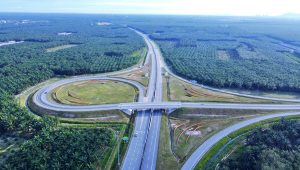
[124,16,300,92]
[0,93,115,169]
[0,14,144,168]
[219,118,300,170]
[0,13,145,95]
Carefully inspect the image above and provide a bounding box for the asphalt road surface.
[122,28,163,170]
[121,110,151,170]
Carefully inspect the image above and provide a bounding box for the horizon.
[0,0,300,16]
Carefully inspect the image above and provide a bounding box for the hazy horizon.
[0,0,300,16]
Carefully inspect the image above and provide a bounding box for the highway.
[121,110,151,170]
[181,111,300,170]
[140,33,163,170]
[30,27,300,170]
[121,28,163,170]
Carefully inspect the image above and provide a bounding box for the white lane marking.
[150,114,160,170]
[139,111,145,130]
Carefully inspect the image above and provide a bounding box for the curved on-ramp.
[33,76,146,113]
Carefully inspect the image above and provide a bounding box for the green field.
[52,80,138,105]
[165,76,279,103]
[157,115,179,170]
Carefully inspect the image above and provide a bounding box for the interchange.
[31,28,300,170]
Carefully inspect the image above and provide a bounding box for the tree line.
[219,118,300,170]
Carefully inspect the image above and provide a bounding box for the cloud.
[0,0,299,15]
[93,0,300,16]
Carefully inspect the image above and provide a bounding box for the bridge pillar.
[121,109,133,116]
[166,108,177,114]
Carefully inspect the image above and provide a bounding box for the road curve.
[181,111,300,170]
[33,76,146,113]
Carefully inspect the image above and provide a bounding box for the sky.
[0,0,299,16]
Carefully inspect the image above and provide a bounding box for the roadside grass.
[163,74,169,101]
[46,44,77,52]
[261,93,300,99]
[195,137,231,170]
[166,76,282,103]
[52,80,138,105]
[15,78,62,108]
[111,114,135,170]
[194,115,300,170]
[117,67,149,87]
[222,87,300,100]
[131,47,147,60]
[157,114,179,170]
[168,108,280,167]
[117,49,149,88]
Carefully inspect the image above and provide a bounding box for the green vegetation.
[0,14,145,95]
[2,128,113,170]
[0,94,128,169]
[165,76,278,103]
[195,137,230,170]
[16,78,61,107]
[195,116,300,170]
[220,118,300,170]
[0,94,46,137]
[0,14,148,168]
[157,115,179,170]
[52,80,138,105]
[128,16,300,92]
[168,108,275,167]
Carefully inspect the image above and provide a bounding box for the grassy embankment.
[117,47,149,87]
[164,75,290,103]
[157,114,179,170]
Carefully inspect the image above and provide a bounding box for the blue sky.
[0,0,299,16]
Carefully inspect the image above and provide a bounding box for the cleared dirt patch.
[46,44,77,52]
[217,50,230,61]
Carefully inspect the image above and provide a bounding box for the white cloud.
[93,0,300,16]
